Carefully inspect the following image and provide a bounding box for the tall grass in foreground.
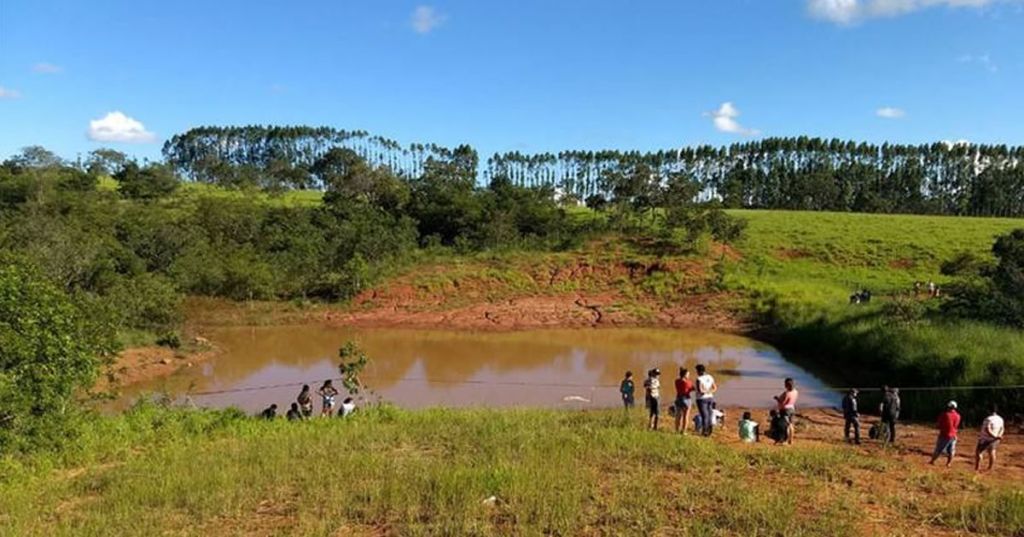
[0,405,851,536]
[953,490,1024,535]
[1,404,1019,536]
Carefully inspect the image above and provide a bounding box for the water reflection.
[118,327,837,412]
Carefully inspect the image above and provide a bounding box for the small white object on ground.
[563,395,590,403]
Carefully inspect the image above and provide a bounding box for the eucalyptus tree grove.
[163,127,1024,217]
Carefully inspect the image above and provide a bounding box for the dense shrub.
[0,260,117,451]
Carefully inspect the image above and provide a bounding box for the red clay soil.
[98,341,217,390]
[755,407,1024,484]
[322,256,743,331]
[323,292,741,331]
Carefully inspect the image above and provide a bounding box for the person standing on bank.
[975,405,1005,473]
[694,364,718,437]
[297,384,314,418]
[879,386,901,444]
[842,388,861,444]
[620,371,635,410]
[929,401,961,467]
[674,367,695,434]
[773,378,799,445]
[643,369,662,430]
[318,380,339,417]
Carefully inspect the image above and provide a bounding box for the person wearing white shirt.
[975,405,1005,472]
[694,364,718,436]
[339,397,356,418]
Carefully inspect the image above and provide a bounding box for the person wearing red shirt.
[929,401,961,467]
[673,367,695,434]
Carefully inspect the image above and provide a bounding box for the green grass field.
[2,405,1021,537]
[728,209,1024,304]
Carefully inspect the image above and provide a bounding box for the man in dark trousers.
[879,386,901,444]
[842,388,861,444]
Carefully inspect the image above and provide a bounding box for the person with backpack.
[619,371,635,410]
[975,405,1005,472]
[929,401,961,467]
[643,369,662,430]
[879,386,901,444]
[674,367,695,434]
[694,364,717,436]
[842,388,861,445]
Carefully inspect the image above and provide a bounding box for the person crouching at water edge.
[694,364,717,436]
[773,378,799,445]
[318,379,340,417]
[620,371,635,409]
[643,368,661,430]
[929,401,961,467]
[674,367,695,434]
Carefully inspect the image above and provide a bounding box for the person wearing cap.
[842,388,861,445]
[975,405,1005,472]
[929,401,961,467]
[643,368,662,430]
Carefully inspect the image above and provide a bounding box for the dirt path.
[712,407,1024,483]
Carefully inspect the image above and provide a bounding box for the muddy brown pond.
[119,327,837,413]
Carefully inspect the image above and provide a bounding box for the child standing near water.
[643,369,661,430]
[620,371,635,409]
[318,380,339,417]
[297,384,314,418]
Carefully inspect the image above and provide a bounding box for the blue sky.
[1,0,1022,162]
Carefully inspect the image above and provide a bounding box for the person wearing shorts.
[929,401,961,467]
[643,369,661,430]
[318,379,339,417]
[975,406,1005,472]
[773,378,799,445]
[673,367,694,434]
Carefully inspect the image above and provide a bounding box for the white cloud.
[411,6,446,34]
[32,62,63,74]
[957,53,998,72]
[0,86,21,99]
[704,102,761,136]
[876,106,906,118]
[87,111,156,143]
[808,0,1018,24]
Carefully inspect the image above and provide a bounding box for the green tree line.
[162,127,1024,217]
